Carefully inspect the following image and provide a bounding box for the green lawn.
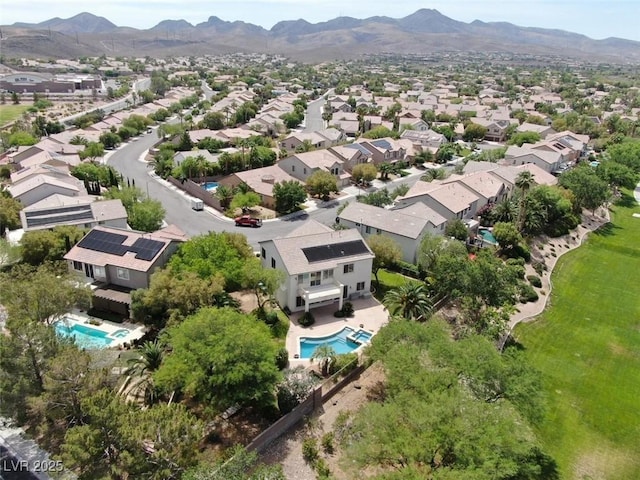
[515,192,640,480]
[0,104,30,126]
[372,269,420,302]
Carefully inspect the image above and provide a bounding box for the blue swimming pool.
[202,182,219,192]
[55,321,114,349]
[299,327,373,359]
[479,228,498,245]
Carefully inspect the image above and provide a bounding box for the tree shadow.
[615,191,638,209]
[593,222,620,237]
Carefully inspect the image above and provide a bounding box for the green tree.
[229,191,261,213]
[311,344,337,377]
[377,162,394,180]
[184,446,285,480]
[0,195,22,237]
[306,170,338,200]
[8,131,37,146]
[444,218,469,241]
[20,225,86,265]
[177,131,193,151]
[462,122,488,142]
[493,221,523,252]
[79,141,105,161]
[121,340,164,405]
[129,198,165,232]
[508,131,542,147]
[366,234,402,287]
[0,263,91,325]
[515,170,535,232]
[200,111,225,130]
[358,188,393,207]
[241,258,284,314]
[131,268,225,328]
[383,283,432,321]
[154,307,281,410]
[99,131,121,149]
[169,231,254,291]
[215,184,234,209]
[273,180,307,214]
[492,198,518,224]
[559,165,610,213]
[351,163,378,184]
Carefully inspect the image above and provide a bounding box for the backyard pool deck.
[58,310,147,348]
[286,296,388,368]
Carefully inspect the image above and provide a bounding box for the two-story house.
[395,180,480,221]
[357,138,407,165]
[259,221,374,313]
[278,150,351,187]
[504,145,564,174]
[64,225,187,316]
[338,202,447,263]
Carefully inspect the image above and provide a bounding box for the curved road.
[106,132,344,248]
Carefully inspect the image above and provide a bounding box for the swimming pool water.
[479,228,498,245]
[54,321,114,349]
[299,327,373,359]
[202,182,219,192]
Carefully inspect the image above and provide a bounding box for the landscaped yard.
[0,104,30,126]
[371,268,420,301]
[515,192,640,480]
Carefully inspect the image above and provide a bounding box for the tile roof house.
[357,138,407,165]
[8,173,86,207]
[441,171,510,209]
[218,164,303,209]
[20,195,128,232]
[279,149,351,187]
[463,161,558,187]
[173,149,218,167]
[395,180,480,221]
[259,220,374,313]
[338,202,446,263]
[64,225,187,316]
[504,145,564,173]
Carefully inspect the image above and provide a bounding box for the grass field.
[0,104,30,126]
[371,268,420,302]
[515,192,640,480]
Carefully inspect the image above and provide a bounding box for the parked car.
[234,215,262,228]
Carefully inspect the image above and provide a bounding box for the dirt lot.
[261,363,386,479]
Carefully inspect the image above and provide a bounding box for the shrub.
[391,260,421,278]
[328,352,358,376]
[532,261,545,276]
[506,257,525,267]
[341,302,354,317]
[302,437,319,464]
[299,311,315,327]
[519,283,539,303]
[510,264,526,280]
[315,458,331,478]
[527,275,542,288]
[275,347,289,370]
[265,310,279,326]
[321,432,335,454]
[333,309,345,318]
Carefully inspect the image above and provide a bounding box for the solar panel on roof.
[302,240,369,263]
[76,229,165,261]
[25,210,93,228]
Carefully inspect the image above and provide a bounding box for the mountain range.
[1,9,639,63]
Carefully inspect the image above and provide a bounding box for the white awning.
[301,284,341,303]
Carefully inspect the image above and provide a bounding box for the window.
[322,269,333,280]
[116,267,129,280]
[365,226,371,234]
[261,247,266,259]
[94,266,105,278]
[343,263,354,274]
[271,258,276,268]
[291,165,295,172]
[377,228,382,234]
[310,271,321,287]
[356,281,365,291]
[297,274,304,285]
[303,167,307,174]
[296,296,305,307]
[72,261,82,271]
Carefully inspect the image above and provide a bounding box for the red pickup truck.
[234,215,262,228]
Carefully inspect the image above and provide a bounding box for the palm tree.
[215,184,234,209]
[121,340,163,405]
[383,283,433,322]
[378,162,393,180]
[515,171,535,233]
[492,199,517,223]
[311,344,337,377]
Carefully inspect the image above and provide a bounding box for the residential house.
[8,174,86,207]
[218,164,302,209]
[20,195,127,232]
[328,144,372,172]
[471,118,515,142]
[63,225,187,315]
[338,202,446,263]
[173,149,218,167]
[259,221,374,313]
[516,122,556,139]
[395,181,480,221]
[400,129,448,150]
[441,171,510,209]
[504,145,564,173]
[279,150,350,187]
[398,118,430,131]
[463,161,558,187]
[357,138,407,165]
[280,128,344,152]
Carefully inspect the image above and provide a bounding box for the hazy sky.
[2,0,638,41]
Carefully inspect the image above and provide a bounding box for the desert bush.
[527,275,542,288]
[299,311,315,327]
